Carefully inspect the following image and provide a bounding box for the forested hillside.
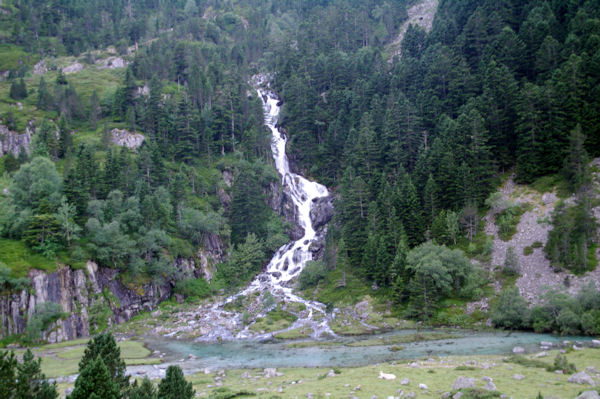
[1,0,600,342]
[270,0,600,310]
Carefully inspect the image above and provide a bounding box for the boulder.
[483,381,497,391]
[453,392,464,399]
[512,346,525,354]
[419,383,428,390]
[576,391,600,399]
[400,378,410,385]
[513,374,525,380]
[452,377,476,390]
[111,128,145,149]
[264,368,283,378]
[309,196,333,230]
[569,372,595,386]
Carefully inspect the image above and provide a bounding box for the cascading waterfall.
[196,76,335,341]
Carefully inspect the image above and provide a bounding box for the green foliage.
[25,302,66,343]
[298,260,328,290]
[547,354,576,374]
[129,377,157,399]
[402,242,481,320]
[0,349,57,399]
[491,287,530,330]
[496,204,528,241]
[503,247,519,276]
[79,333,129,390]
[157,365,195,399]
[174,278,211,300]
[219,233,265,287]
[68,357,120,399]
[0,262,30,291]
[88,300,112,334]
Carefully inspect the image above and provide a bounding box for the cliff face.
[0,122,33,157]
[0,234,224,343]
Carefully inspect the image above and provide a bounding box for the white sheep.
[379,371,397,380]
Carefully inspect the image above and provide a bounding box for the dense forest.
[1,0,600,337]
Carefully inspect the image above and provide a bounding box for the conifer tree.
[157,366,194,399]
[68,357,120,399]
[16,349,58,399]
[78,333,129,391]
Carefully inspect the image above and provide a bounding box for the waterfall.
[194,76,335,341]
[234,77,334,338]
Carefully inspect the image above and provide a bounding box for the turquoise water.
[147,330,594,369]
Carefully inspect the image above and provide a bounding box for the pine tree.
[130,377,157,399]
[15,349,58,399]
[89,90,100,130]
[0,351,18,398]
[57,117,72,158]
[78,333,129,391]
[157,366,194,399]
[68,357,120,399]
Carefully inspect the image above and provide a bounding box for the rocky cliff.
[0,121,33,157]
[0,234,224,343]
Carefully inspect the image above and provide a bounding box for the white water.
[192,77,334,341]
[233,78,334,338]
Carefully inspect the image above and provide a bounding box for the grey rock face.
[0,246,222,342]
[0,122,32,157]
[309,196,333,231]
[111,128,145,149]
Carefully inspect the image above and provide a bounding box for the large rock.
[452,377,476,390]
[512,346,525,354]
[309,196,333,231]
[0,122,32,157]
[576,391,600,399]
[111,128,145,149]
[63,62,84,73]
[569,372,596,386]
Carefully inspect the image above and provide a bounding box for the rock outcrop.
[0,121,33,157]
[111,128,145,149]
[0,233,224,343]
[0,261,170,343]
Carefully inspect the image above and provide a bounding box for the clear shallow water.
[147,330,594,369]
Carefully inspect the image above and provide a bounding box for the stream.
[142,330,595,371]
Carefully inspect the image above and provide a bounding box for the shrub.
[491,287,530,330]
[523,246,533,256]
[503,247,519,275]
[175,278,211,299]
[25,302,66,343]
[547,354,576,374]
[298,260,327,290]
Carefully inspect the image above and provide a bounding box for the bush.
[491,287,530,330]
[298,260,327,290]
[175,278,211,300]
[503,247,519,275]
[547,354,576,374]
[25,302,66,343]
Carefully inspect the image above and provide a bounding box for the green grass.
[33,339,159,378]
[0,44,38,71]
[0,238,58,277]
[180,348,600,399]
[274,327,311,340]
[249,308,298,334]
